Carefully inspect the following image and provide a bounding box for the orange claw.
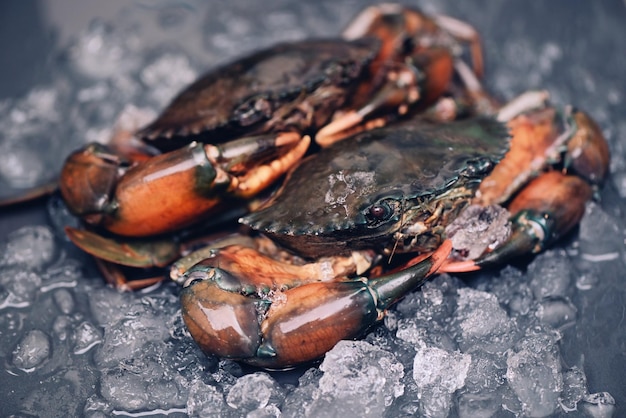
[236,134,310,198]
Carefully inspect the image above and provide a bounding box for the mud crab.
[54,5,609,369]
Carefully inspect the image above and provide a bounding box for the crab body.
[51,6,610,369]
[242,117,508,258]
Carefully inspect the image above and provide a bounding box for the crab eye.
[369,204,389,219]
[365,200,395,226]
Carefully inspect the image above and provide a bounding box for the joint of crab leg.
[315,68,420,147]
[564,110,610,185]
[370,239,452,308]
[235,134,310,198]
[446,171,593,272]
[316,50,452,147]
[432,14,484,78]
[495,90,550,122]
[207,131,302,171]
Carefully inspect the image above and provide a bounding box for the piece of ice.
[0,225,56,270]
[305,340,404,417]
[246,404,282,418]
[186,380,230,417]
[480,266,535,317]
[559,366,588,412]
[72,321,103,354]
[527,250,574,300]
[0,269,42,308]
[535,298,577,331]
[100,366,151,411]
[225,372,284,412]
[463,350,507,394]
[52,315,72,342]
[457,392,503,418]
[453,288,517,353]
[578,202,623,261]
[580,392,617,418]
[505,330,563,417]
[53,288,76,314]
[413,346,471,418]
[11,329,52,371]
[280,368,321,417]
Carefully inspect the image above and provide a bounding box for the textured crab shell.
[139,38,379,151]
[242,117,510,257]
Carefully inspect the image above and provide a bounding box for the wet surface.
[1,0,625,416]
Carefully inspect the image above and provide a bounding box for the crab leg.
[316,48,454,146]
[442,172,592,272]
[442,104,609,273]
[180,240,451,369]
[61,132,309,237]
[318,4,484,147]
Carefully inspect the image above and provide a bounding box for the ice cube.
[12,329,51,371]
[453,288,517,353]
[528,250,574,300]
[186,380,230,417]
[306,340,404,417]
[225,372,284,412]
[580,392,616,418]
[0,226,56,270]
[413,345,471,417]
[72,321,103,354]
[505,330,563,417]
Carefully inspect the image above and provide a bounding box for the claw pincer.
[180,241,450,368]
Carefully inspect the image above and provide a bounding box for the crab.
[52,6,610,369]
[59,4,486,239]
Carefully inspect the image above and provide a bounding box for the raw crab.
[52,5,609,369]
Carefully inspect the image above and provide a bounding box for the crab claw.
[180,240,451,369]
[65,227,181,268]
[442,172,592,273]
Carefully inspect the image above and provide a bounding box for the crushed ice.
[1,1,625,417]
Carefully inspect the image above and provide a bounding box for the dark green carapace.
[242,117,510,257]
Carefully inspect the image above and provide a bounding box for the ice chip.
[0,269,42,308]
[505,331,563,417]
[536,298,577,330]
[100,366,151,411]
[247,404,282,418]
[559,366,588,412]
[186,381,229,417]
[72,321,103,354]
[453,288,517,353]
[464,350,507,394]
[53,288,76,314]
[12,329,51,371]
[528,250,574,299]
[306,340,404,417]
[0,226,56,269]
[413,346,471,417]
[457,392,502,418]
[580,392,616,418]
[226,372,284,412]
[413,346,471,392]
[578,202,623,262]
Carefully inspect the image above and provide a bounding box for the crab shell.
[241,117,510,258]
[138,38,380,151]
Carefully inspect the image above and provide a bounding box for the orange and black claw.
[443,171,593,273]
